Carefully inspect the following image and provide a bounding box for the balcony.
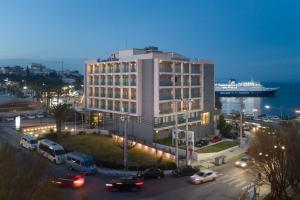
[107,81,113,86]
[160,94,173,100]
[107,105,113,110]
[183,81,189,86]
[175,94,181,99]
[191,69,201,74]
[101,93,106,97]
[160,81,173,86]
[101,68,106,73]
[115,68,121,73]
[100,81,106,85]
[191,93,201,98]
[107,93,113,98]
[160,108,173,114]
[183,67,189,73]
[123,67,129,73]
[94,93,99,97]
[130,66,136,72]
[122,107,129,112]
[183,93,189,98]
[123,94,129,99]
[100,104,106,109]
[159,66,173,73]
[130,81,136,86]
[191,81,201,86]
[115,93,120,98]
[115,107,121,112]
[115,81,120,86]
[130,107,136,113]
[154,121,175,128]
[107,68,113,73]
[94,80,99,85]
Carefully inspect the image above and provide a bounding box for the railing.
[130,108,136,113]
[107,105,113,110]
[101,93,106,97]
[191,81,201,86]
[130,67,136,72]
[183,94,189,98]
[131,95,136,99]
[191,93,200,98]
[175,67,181,73]
[100,104,106,109]
[160,95,173,100]
[160,109,173,114]
[115,81,120,86]
[159,67,173,73]
[123,81,129,86]
[160,81,173,86]
[191,68,201,74]
[115,68,121,73]
[175,94,181,99]
[94,80,99,85]
[94,93,99,97]
[154,121,175,128]
[183,68,189,73]
[100,81,106,85]
[130,81,136,86]
[123,95,129,99]
[122,107,129,112]
[192,105,201,110]
[107,93,113,98]
[108,68,113,73]
[115,94,120,98]
[183,81,189,86]
[115,107,121,112]
[107,81,113,85]
[123,67,129,72]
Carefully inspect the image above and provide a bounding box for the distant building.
[27,63,54,75]
[0,66,24,75]
[84,47,215,143]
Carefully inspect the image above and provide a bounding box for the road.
[0,126,258,200]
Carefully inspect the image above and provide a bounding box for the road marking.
[226,178,242,185]
[222,176,237,183]
[234,180,248,188]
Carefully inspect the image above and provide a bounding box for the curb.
[97,167,174,177]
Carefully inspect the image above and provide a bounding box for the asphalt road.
[0,126,257,200]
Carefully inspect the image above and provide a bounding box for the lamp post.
[121,107,129,170]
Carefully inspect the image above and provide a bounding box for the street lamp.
[295,110,300,115]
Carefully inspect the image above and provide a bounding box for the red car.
[51,174,85,188]
[210,135,222,143]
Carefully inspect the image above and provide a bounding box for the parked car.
[27,115,36,119]
[51,174,85,188]
[36,113,44,118]
[172,165,199,177]
[105,176,144,192]
[210,135,222,143]
[37,139,66,164]
[235,156,252,168]
[137,167,164,179]
[20,135,38,150]
[5,117,15,122]
[66,151,97,175]
[189,169,217,184]
[195,139,210,147]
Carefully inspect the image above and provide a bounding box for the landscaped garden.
[49,134,175,170]
[196,140,239,153]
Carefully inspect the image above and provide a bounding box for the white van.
[37,139,65,164]
[20,135,38,150]
[66,151,97,175]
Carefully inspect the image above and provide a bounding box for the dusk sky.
[0,0,299,82]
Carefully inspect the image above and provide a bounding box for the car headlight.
[241,163,247,167]
[235,161,240,165]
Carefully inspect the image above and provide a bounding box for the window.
[201,112,210,125]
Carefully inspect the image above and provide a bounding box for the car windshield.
[55,150,65,155]
[196,172,205,176]
[30,140,37,144]
[240,158,249,162]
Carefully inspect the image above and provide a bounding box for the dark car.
[172,165,199,177]
[51,174,85,188]
[137,167,164,179]
[105,176,144,192]
[222,132,238,140]
[210,135,222,143]
[195,139,209,147]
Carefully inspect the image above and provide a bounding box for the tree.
[248,123,300,199]
[0,143,64,200]
[49,103,72,133]
[217,114,232,135]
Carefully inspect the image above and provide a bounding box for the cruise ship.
[215,79,279,97]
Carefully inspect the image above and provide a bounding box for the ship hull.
[215,90,277,97]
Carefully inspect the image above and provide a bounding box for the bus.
[37,139,65,164]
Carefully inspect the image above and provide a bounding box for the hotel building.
[84,47,215,143]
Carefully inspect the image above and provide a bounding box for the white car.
[27,115,36,119]
[20,135,38,150]
[189,169,217,184]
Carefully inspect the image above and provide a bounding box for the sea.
[220,82,300,117]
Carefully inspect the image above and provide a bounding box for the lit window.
[201,112,210,125]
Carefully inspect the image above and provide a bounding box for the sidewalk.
[97,167,174,177]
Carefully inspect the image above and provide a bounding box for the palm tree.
[49,103,72,133]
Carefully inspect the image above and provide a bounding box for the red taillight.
[135,181,144,186]
[73,176,85,188]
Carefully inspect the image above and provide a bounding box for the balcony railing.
[131,95,136,100]
[115,68,121,73]
[191,69,201,74]
[100,104,106,109]
[123,81,129,86]
[130,108,136,113]
[115,81,120,86]
[183,93,189,98]
[175,94,181,99]
[160,109,173,114]
[183,68,189,73]
[101,93,106,97]
[159,67,173,73]
[175,67,181,73]
[107,105,113,110]
[107,93,113,98]
[130,67,136,72]
[130,81,136,86]
[191,81,201,86]
[94,80,99,85]
[115,107,121,112]
[115,94,120,98]
[94,93,99,97]
[122,107,129,112]
[191,93,200,98]
[107,81,113,85]
[160,81,173,86]
[154,121,175,128]
[101,81,106,85]
[123,94,129,99]
[123,67,129,72]
[183,81,189,86]
[160,94,173,100]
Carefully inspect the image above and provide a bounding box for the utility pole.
[175,101,179,167]
[239,98,244,147]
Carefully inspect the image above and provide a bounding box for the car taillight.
[135,181,144,186]
[73,176,85,187]
[105,183,113,187]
